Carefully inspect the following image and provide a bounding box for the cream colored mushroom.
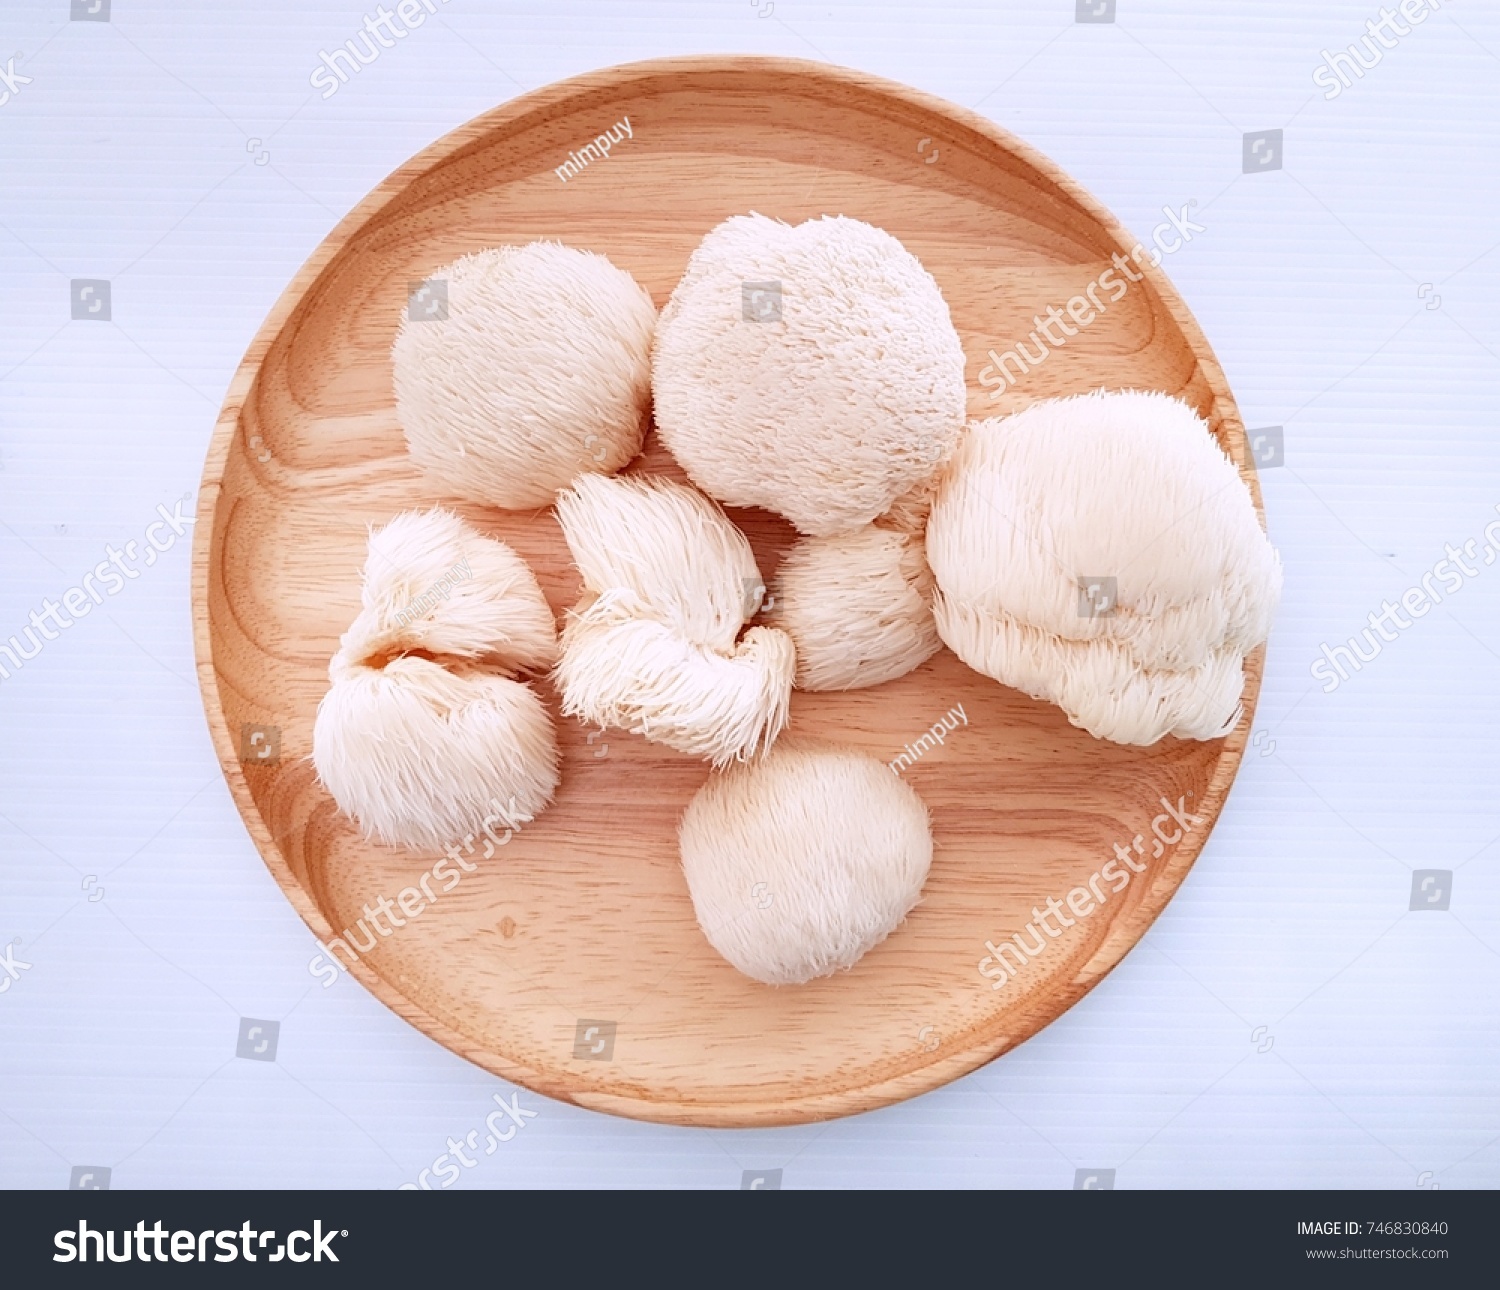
[926,390,1282,745]
[678,743,933,985]
[313,656,559,852]
[651,213,967,536]
[343,507,557,674]
[312,509,560,850]
[772,524,941,691]
[553,474,794,764]
[393,242,656,509]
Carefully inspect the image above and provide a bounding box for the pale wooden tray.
[192,56,1265,1127]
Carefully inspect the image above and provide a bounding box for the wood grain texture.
[191,57,1267,1127]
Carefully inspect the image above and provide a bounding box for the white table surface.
[1,0,1496,1189]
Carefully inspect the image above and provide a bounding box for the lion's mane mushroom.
[769,481,942,691]
[312,509,560,850]
[393,242,657,509]
[926,390,1282,745]
[553,473,795,765]
[678,743,933,985]
[651,213,967,536]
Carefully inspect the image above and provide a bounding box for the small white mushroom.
[393,242,657,509]
[343,507,557,675]
[926,390,1282,745]
[678,743,933,985]
[772,525,941,691]
[312,510,560,850]
[651,213,967,536]
[553,474,795,764]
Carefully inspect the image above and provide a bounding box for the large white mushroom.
[651,213,967,536]
[312,509,560,850]
[678,743,933,985]
[393,242,656,509]
[926,390,1282,745]
[553,474,794,765]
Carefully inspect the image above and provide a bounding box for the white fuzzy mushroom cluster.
[312,509,560,851]
[553,474,794,765]
[926,390,1282,745]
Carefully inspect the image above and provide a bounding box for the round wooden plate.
[192,57,1266,1127]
